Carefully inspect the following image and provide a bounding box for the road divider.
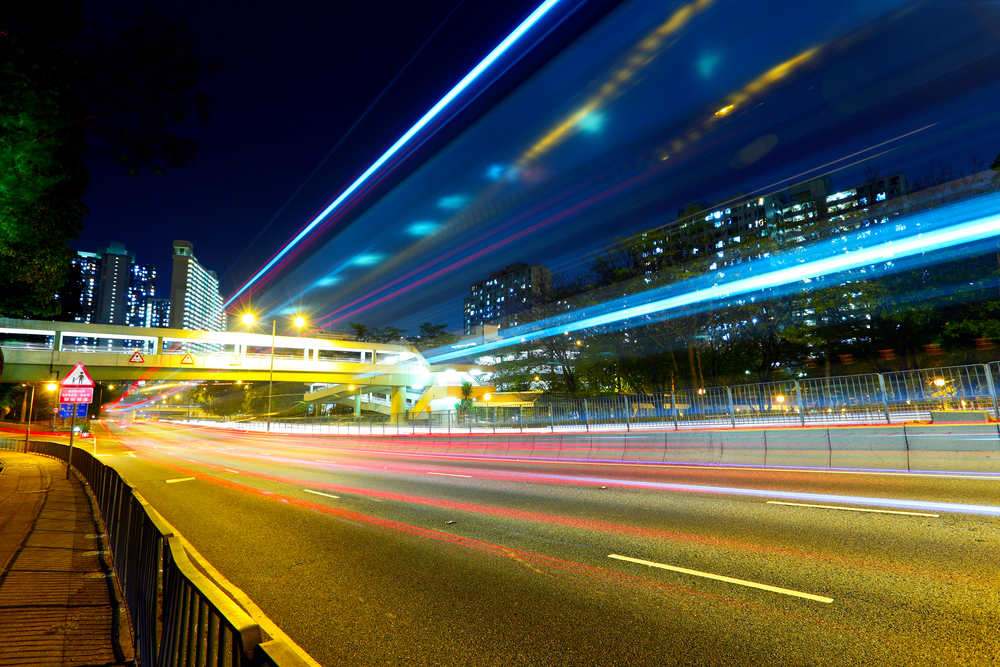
[608,553,834,603]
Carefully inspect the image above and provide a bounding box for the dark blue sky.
[77,0,1000,334]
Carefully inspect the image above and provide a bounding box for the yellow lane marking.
[165,477,196,484]
[766,501,939,517]
[303,489,340,500]
[428,472,472,478]
[608,554,833,603]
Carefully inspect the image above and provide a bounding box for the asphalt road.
[88,420,999,666]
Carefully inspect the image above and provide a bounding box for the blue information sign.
[59,403,88,418]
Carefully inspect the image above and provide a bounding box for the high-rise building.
[169,240,226,332]
[57,251,101,323]
[95,242,133,326]
[463,263,552,335]
[126,261,157,327]
[144,298,172,328]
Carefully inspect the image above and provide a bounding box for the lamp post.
[242,312,306,433]
[25,382,58,454]
[483,392,492,432]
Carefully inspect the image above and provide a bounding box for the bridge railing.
[8,439,309,667]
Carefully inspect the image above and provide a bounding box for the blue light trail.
[223,0,566,310]
[426,193,1000,363]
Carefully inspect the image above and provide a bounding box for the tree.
[189,383,245,417]
[0,1,217,318]
[348,322,408,343]
[241,382,307,419]
[407,323,460,349]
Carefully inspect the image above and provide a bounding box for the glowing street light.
[241,313,308,432]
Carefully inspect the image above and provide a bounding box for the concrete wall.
[321,424,1000,473]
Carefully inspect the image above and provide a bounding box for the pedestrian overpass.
[0,318,486,414]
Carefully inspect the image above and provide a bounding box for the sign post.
[58,363,95,479]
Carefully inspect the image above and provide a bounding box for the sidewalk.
[0,451,133,666]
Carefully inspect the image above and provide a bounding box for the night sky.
[76,0,1000,334]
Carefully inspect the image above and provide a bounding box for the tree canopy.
[0,1,217,318]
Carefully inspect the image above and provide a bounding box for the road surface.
[86,420,999,666]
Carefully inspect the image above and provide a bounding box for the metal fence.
[7,439,308,666]
[178,362,1000,435]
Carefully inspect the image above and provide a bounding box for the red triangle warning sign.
[60,363,95,387]
[129,350,145,364]
[230,355,242,366]
[181,352,195,365]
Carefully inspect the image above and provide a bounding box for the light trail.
[223,0,568,310]
[426,193,1000,363]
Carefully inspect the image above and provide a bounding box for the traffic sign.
[59,403,88,418]
[60,363,95,387]
[59,386,94,404]
[129,350,145,363]
[230,355,242,366]
[181,352,195,365]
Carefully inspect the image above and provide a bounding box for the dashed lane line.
[427,472,472,478]
[165,477,196,484]
[303,489,340,500]
[766,500,939,517]
[608,554,833,603]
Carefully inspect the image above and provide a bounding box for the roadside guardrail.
[0,438,309,667]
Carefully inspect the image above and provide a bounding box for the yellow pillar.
[391,386,407,415]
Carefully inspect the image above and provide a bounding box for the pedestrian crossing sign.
[60,363,95,387]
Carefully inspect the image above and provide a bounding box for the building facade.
[126,262,157,328]
[143,298,172,328]
[169,240,226,332]
[463,263,552,335]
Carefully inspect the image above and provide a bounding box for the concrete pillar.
[53,331,63,353]
[354,393,362,417]
[391,386,407,415]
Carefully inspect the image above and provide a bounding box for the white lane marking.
[608,554,833,603]
[223,469,241,474]
[766,501,939,517]
[184,458,196,463]
[303,489,340,499]
[260,452,272,456]
[95,454,112,457]
[427,472,472,478]
[165,477,196,484]
[315,459,337,464]
[127,452,137,458]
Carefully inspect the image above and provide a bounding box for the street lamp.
[22,382,56,454]
[933,377,946,410]
[242,313,306,432]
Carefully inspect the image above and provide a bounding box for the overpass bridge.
[0,318,486,414]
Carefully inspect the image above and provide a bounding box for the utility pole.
[267,319,276,432]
